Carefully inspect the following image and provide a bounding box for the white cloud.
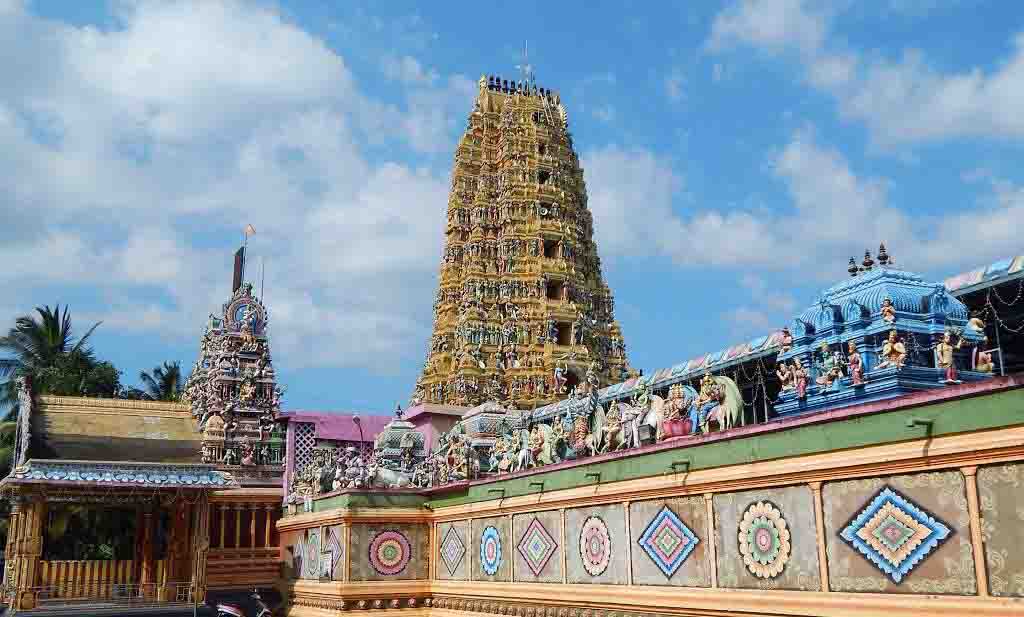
[382,55,439,86]
[583,146,778,268]
[0,1,467,373]
[706,0,1024,148]
[706,0,831,58]
[586,126,1024,278]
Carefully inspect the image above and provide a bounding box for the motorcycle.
[216,588,274,617]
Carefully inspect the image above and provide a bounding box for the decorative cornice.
[431,583,1023,617]
[209,487,283,503]
[5,459,238,489]
[278,507,431,531]
[38,395,190,414]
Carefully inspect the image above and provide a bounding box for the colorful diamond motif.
[440,526,466,576]
[637,506,699,578]
[840,486,951,584]
[516,517,558,577]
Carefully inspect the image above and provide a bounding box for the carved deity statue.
[780,327,793,353]
[815,342,844,391]
[553,362,569,394]
[696,373,718,409]
[880,297,897,324]
[847,341,865,386]
[792,359,808,399]
[776,363,794,391]
[935,329,963,384]
[877,330,907,369]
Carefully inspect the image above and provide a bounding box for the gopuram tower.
[414,74,631,409]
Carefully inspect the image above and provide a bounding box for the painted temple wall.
[277,398,1024,617]
[34,396,202,463]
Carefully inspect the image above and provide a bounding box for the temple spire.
[413,75,631,408]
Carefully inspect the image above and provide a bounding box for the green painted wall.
[307,491,429,513]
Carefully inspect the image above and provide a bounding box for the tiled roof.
[944,255,1024,294]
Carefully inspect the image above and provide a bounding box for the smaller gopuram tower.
[414,74,631,409]
[183,246,285,485]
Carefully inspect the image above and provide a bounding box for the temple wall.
[34,396,201,463]
[278,390,1024,617]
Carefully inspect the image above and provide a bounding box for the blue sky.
[2,0,1023,413]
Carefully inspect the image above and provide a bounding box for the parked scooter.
[215,589,274,617]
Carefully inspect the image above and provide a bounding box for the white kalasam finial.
[515,40,534,88]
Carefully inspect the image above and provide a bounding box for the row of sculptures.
[288,441,431,502]
[776,325,995,399]
[411,365,746,487]
[435,283,615,322]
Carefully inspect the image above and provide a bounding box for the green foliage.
[0,304,113,408]
[138,361,183,402]
[34,354,121,398]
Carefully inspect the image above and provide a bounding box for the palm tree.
[139,361,183,402]
[0,305,101,409]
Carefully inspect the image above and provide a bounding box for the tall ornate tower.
[183,248,285,485]
[414,75,631,409]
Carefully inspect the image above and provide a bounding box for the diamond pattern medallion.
[637,506,699,579]
[516,516,558,577]
[840,486,951,584]
[440,526,467,576]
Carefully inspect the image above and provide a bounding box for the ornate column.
[264,506,274,548]
[249,505,257,550]
[3,499,22,604]
[11,497,46,610]
[234,505,242,549]
[810,481,830,592]
[218,504,227,549]
[192,495,211,605]
[961,466,990,596]
[703,493,717,589]
[139,505,157,598]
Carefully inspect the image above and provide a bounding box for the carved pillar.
[249,505,257,550]
[961,466,989,596]
[703,493,717,589]
[234,506,242,549]
[3,499,22,603]
[12,497,47,610]
[163,499,191,598]
[193,495,211,605]
[218,505,227,549]
[264,506,273,548]
[810,481,830,592]
[139,506,156,598]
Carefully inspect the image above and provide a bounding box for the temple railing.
[38,559,155,593]
[28,580,194,608]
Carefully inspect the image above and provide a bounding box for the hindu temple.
[3,72,1024,617]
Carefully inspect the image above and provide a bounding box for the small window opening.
[556,322,572,346]
[543,239,559,258]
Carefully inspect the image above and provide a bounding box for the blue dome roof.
[796,267,969,330]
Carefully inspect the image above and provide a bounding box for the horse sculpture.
[696,375,743,433]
